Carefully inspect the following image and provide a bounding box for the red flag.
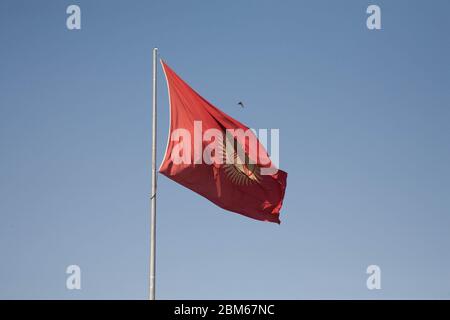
[159,61,287,223]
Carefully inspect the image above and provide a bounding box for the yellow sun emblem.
[222,134,261,186]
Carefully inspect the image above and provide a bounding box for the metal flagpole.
[149,47,158,300]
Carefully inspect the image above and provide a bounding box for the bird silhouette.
[237,101,245,108]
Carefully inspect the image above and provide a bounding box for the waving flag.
[159,61,287,223]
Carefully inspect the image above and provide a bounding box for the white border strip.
[158,60,173,172]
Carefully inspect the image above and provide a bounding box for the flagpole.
[149,47,158,300]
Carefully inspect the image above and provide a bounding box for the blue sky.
[1,0,450,299]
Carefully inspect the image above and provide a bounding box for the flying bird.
[237,101,245,108]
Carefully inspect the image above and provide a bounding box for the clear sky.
[1,0,450,299]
